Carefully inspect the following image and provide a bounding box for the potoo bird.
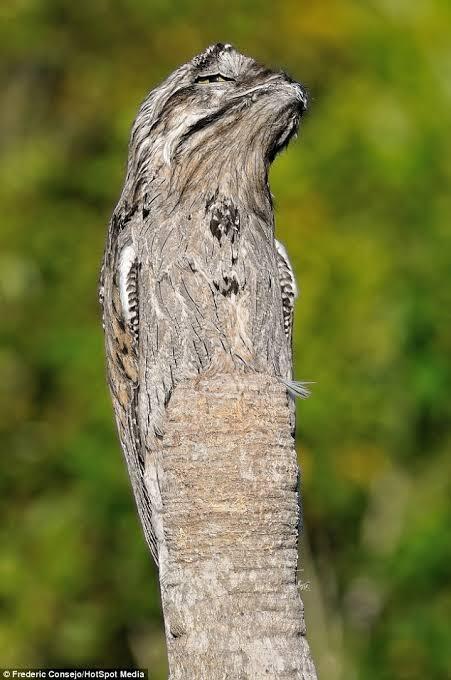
[99,43,309,564]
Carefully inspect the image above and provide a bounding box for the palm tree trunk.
[145,371,317,679]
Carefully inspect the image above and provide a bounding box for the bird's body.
[100,43,308,564]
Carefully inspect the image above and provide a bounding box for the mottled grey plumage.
[99,43,308,565]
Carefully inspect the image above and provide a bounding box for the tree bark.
[146,371,317,679]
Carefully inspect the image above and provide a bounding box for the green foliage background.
[1,1,450,678]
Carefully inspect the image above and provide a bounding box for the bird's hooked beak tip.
[279,77,308,113]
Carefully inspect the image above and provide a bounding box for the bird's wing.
[274,238,312,399]
[100,211,159,563]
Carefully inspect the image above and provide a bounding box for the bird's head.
[124,43,308,206]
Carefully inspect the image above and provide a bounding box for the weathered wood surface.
[149,374,316,679]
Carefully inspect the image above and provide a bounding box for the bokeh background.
[1,1,450,678]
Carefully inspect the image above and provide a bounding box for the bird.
[99,43,310,565]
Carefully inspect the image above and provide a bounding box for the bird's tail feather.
[280,379,314,399]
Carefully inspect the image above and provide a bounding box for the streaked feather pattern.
[100,43,309,565]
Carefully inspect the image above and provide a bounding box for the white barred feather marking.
[275,239,298,340]
[119,245,139,340]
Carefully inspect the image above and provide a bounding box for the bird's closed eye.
[195,73,235,84]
